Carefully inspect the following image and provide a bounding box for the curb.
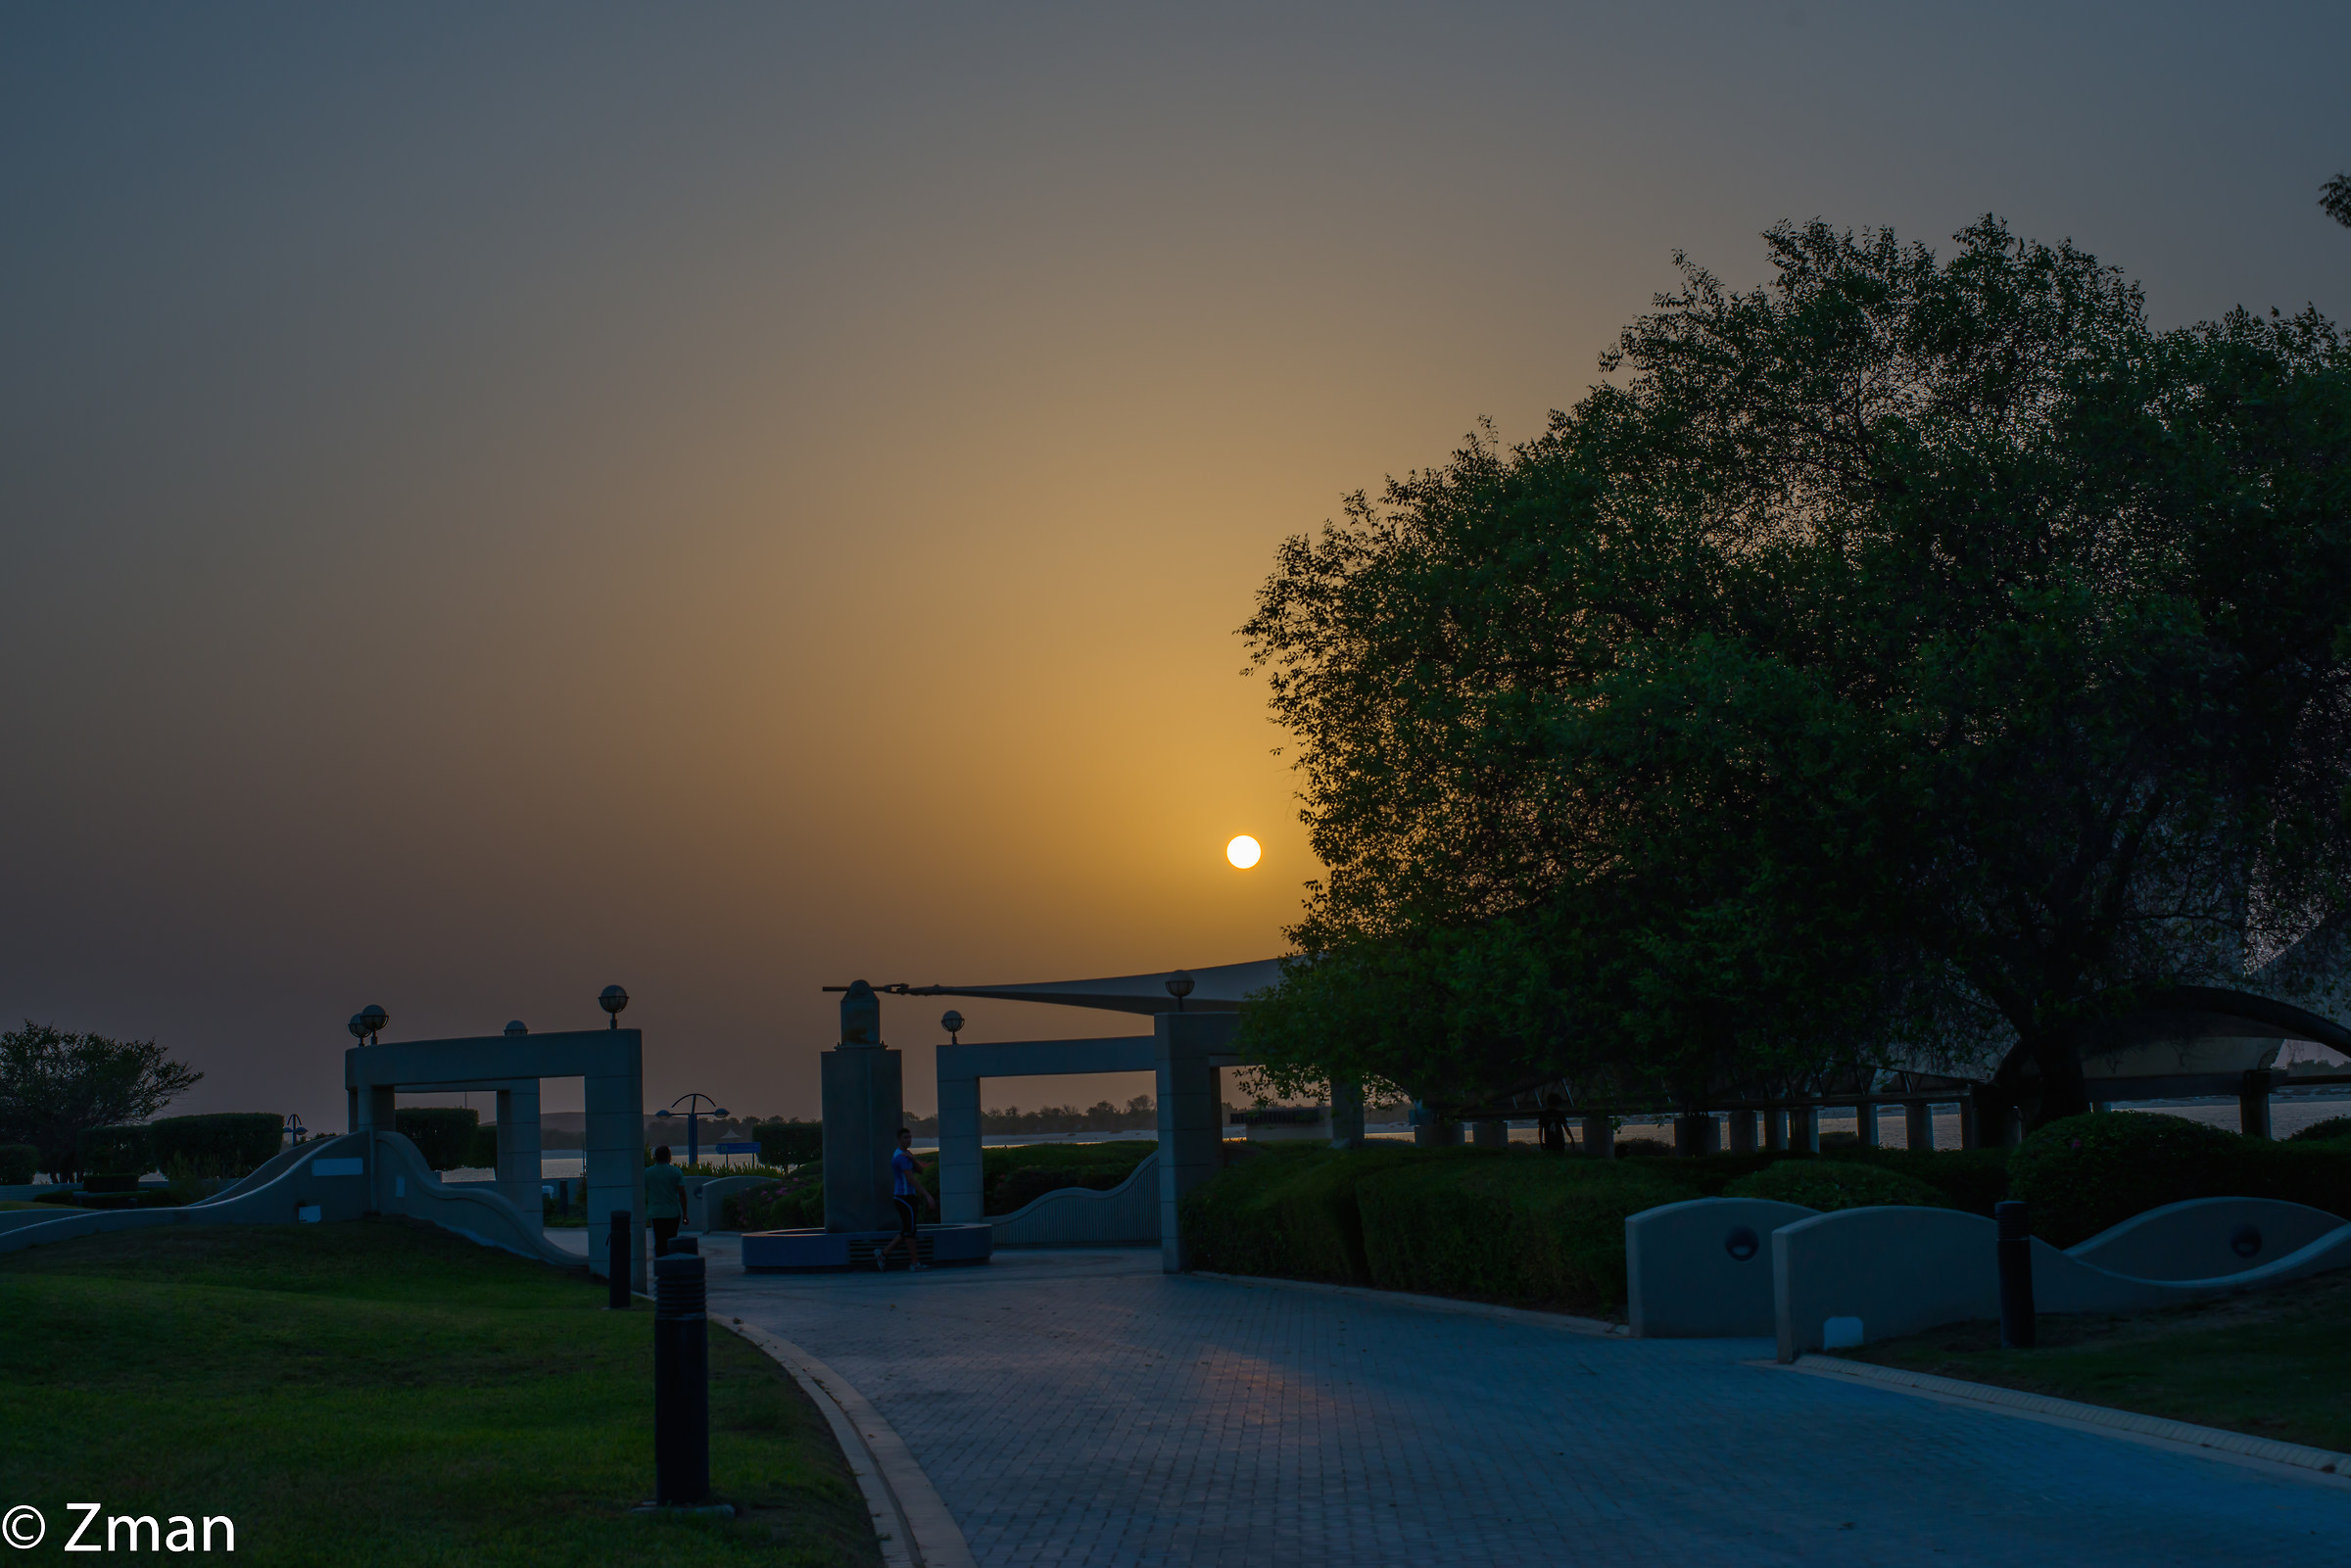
[1189,1269,1628,1337]
[723,1317,977,1568]
[1770,1354,2351,1488]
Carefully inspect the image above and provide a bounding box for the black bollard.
[652,1254,710,1506]
[1994,1200,2036,1349]
[608,1211,632,1311]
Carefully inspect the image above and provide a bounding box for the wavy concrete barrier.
[991,1154,1160,1247]
[2064,1196,2344,1281]
[1772,1201,2351,1361]
[695,1174,780,1232]
[1626,1197,1820,1337]
[0,1131,578,1269]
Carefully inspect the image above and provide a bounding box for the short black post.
[1995,1200,2036,1349]
[608,1211,632,1311]
[652,1254,710,1506]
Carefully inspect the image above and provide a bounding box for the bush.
[0,1144,39,1185]
[2287,1116,2351,1144]
[2008,1113,2250,1247]
[1812,1146,2012,1214]
[395,1108,480,1171]
[1724,1159,1953,1212]
[467,1125,501,1169]
[1356,1154,1690,1312]
[756,1119,822,1168]
[1182,1143,1438,1284]
[149,1114,282,1178]
[727,1174,824,1230]
[76,1124,152,1177]
[983,1141,1153,1213]
[993,1162,1137,1213]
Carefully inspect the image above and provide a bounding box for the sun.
[1225,834,1262,869]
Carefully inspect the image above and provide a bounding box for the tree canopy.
[0,1021,203,1180]
[1240,218,2351,1128]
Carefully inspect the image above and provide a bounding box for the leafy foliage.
[2007,1113,2243,1246]
[0,1022,202,1180]
[753,1118,823,1168]
[0,1144,38,1185]
[75,1124,153,1177]
[394,1108,480,1172]
[150,1113,282,1178]
[1723,1159,1952,1212]
[2287,1115,2351,1144]
[1241,218,2351,1125]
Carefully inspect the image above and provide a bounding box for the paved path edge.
[1771,1353,2351,1488]
[722,1316,979,1568]
[1189,1268,1628,1336]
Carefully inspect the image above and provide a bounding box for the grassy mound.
[0,1220,879,1567]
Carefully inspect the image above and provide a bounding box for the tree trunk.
[2001,1029,2091,1131]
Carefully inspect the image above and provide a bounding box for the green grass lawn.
[0,1220,881,1566]
[1836,1266,2351,1454]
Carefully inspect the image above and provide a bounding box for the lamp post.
[504,1020,528,1036]
[600,985,630,1030]
[351,1005,388,1046]
[283,1113,307,1148]
[655,1093,730,1170]
[1165,971,1194,1013]
[941,1009,964,1046]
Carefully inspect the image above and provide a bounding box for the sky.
[4,2,2348,1123]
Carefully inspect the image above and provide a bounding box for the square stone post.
[1855,1102,1880,1147]
[1958,1095,1980,1149]
[1762,1107,1786,1152]
[1727,1109,1757,1154]
[1790,1105,1819,1153]
[822,1047,904,1233]
[1580,1115,1615,1158]
[1469,1118,1511,1148]
[1904,1100,1934,1153]
[1156,1012,1236,1272]
[496,1082,543,1224]
[2238,1069,2274,1139]
[1328,1078,1366,1149]
[1673,1113,1720,1157]
[935,1067,984,1224]
[583,1034,647,1293]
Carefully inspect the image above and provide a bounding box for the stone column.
[1579,1115,1615,1159]
[1469,1118,1510,1149]
[1789,1104,1819,1153]
[584,1032,648,1293]
[821,1047,903,1233]
[1958,1096,1980,1150]
[1156,1011,1235,1272]
[935,1068,984,1225]
[1672,1113,1720,1157]
[1762,1107,1787,1152]
[1414,1117,1463,1147]
[2239,1069,2274,1139]
[496,1081,543,1224]
[1855,1102,1880,1148]
[1904,1100,1934,1153]
[1328,1077,1366,1150]
[1727,1109,1757,1155]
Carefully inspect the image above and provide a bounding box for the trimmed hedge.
[2287,1115,2351,1144]
[1723,1159,1952,1212]
[982,1141,1153,1214]
[2009,1113,2351,1246]
[150,1114,282,1178]
[76,1124,152,1176]
[468,1125,501,1169]
[0,1144,39,1185]
[395,1108,480,1171]
[993,1162,1138,1214]
[756,1120,823,1168]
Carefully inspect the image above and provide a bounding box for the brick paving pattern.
[692,1244,2351,1566]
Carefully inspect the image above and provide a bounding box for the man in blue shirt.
[876,1126,936,1270]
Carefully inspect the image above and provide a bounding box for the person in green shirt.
[644,1145,687,1257]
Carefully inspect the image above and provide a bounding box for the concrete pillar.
[1579,1115,1614,1159]
[1415,1118,1463,1147]
[1790,1105,1819,1153]
[1904,1100,1934,1153]
[496,1082,543,1223]
[1727,1109,1757,1155]
[936,1069,984,1224]
[1762,1107,1786,1152]
[2239,1070,2274,1139]
[1469,1118,1510,1148]
[1856,1103,1881,1148]
[1958,1096,1980,1150]
[1672,1113,1719,1158]
[1328,1077,1366,1150]
[584,1034,647,1293]
[821,1047,903,1233]
[1156,1012,1235,1272]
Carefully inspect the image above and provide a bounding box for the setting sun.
[1224,834,1262,869]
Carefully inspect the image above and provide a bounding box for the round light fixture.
[1225,834,1262,869]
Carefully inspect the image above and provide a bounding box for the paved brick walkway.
[676,1243,2351,1566]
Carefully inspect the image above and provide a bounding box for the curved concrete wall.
[992,1154,1160,1247]
[694,1174,778,1231]
[2064,1196,2343,1281]
[1626,1197,1820,1337]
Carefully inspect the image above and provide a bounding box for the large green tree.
[1242,218,2351,1127]
[0,1022,203,1180]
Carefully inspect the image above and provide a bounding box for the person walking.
[645,1144,687,1258]
[1538,1093,1574,1156]
[876,1127,936,1271]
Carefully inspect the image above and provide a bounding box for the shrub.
[2287,1116,2351,1144]
[394,1108,480,1171]
[1724,1159,1953,1212]
[992,1162,1137,1214]
[76,1124,152,1177]
[0,1144,39,1185]
[2008,1113,2250,1247]
[756,1119,823,1168]
[1182,1143,1439,1284]
[727,1175,824,1230]
[149,1114,282,1178]
[467,1125,501,1169]
[1815,1146,2012,1214]
[983,1141,1153,1212]
[1616,1137,1670,1157]
[1356,1154,1690,1312]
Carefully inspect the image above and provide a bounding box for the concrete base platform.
[742,1222,993,1273]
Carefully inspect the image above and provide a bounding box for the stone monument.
[821,979,902,1233]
